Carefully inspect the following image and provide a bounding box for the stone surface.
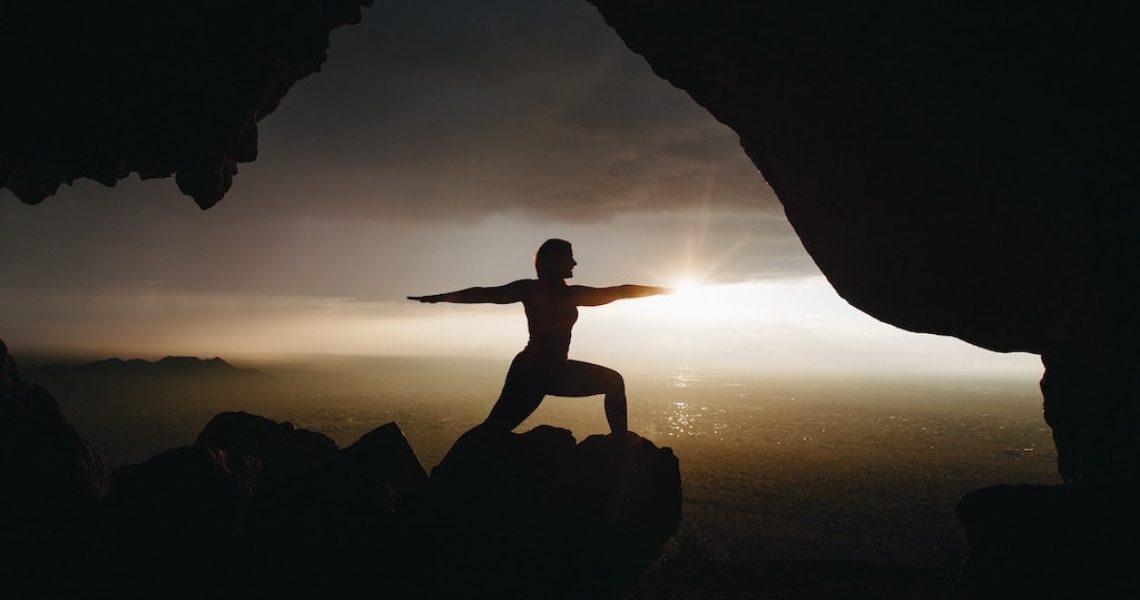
[3,338,681,597]
[0,339,109,540]
[1,339,110,597]
[586,1,1140,359]
[956,482,1140,598]
[586,0,1140,484]
[423,425,681,599]
[105,445,249,539]
[341,421,429,500]
[196,410,340,494]
[2,0,373,208]
[584,4,1140,590]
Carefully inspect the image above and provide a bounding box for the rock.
[956,481,1140,598]
[341,421,429,500]
[195,410,339,494]
[94,416,426,599]
[430,423,577,501]
[586,1,1140,480]
[2,0,374,208]
[91,445,251,599]
[0,338,20,389]
[0,338,109,540]
[552,433,683,585]
[199,416,422,597]
[0,339,110,597]
[105,445,249,537]
[252,422,421,548]
[587,1,1139,357]
[2,362,678,600]
[421,425,681,599]
[1039,353,1140,482]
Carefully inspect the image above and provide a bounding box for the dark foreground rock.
[2,340,681,599]
[423,425,682,598]
[2,341,110,598]
[0,340,108,544]
[956,482,1140,599]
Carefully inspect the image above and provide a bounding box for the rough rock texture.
[1,0,372,208]
[423,425,682,599]
[97,446,253,598]
[3,374,677,599]
[106,445,250,537]
[342,421,430,499]
[584,4,1140,590]
[956,482,1140,599]
[585,1,1140,483]
[196,410,340,494]
[0,339,109,540]
[587,1,1138,357]
[1,339,110,597]
[94,416,418,598]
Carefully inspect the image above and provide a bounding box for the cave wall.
[586,1,1140,358]
[1,0,372,209]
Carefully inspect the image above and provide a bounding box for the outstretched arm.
[408,280,530,304]
[570,284,670,307]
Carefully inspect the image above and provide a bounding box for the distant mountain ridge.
[25,356,265,381]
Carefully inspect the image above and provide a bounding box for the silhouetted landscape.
[5,0,1140,597]
[24,356,265,382]
[7,348,1060,597]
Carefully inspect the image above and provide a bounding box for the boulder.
[0,339,110,597]
[1,361,680,600]
[342,421,429,500]
[552,433,683,586]
[94,417,423,599]
[421,425,681,599]
[195,410,339,494]
[96,445,251,599]
[0,339,109,540]
[956,482,1140,599]
[105,445,249,534]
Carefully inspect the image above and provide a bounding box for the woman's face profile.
[557,250,577,279]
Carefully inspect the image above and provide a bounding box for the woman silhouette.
[408,239,669,434]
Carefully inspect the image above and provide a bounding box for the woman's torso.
[521,280,578,362]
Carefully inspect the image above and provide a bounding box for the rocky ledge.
[956,481,1140,599]
[1,342,680,599]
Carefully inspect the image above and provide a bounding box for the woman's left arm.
[570,284,670,307]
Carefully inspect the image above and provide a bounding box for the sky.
[0,0,1040,379]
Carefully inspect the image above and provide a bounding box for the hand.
[407,295,439,303]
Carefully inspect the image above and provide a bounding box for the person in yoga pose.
[408,239,669,434]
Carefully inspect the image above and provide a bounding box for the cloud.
[0,0,805,332]
[3,0,778,223]
[238,0,779,221]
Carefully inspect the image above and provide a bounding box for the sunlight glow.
[668,276,706,295]
[4,277,1043,380]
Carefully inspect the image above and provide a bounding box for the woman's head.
[535,238,576,279]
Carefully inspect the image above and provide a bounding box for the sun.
[630,274,718,324]
[668,276,705,295]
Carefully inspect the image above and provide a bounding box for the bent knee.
[606,370,625,392]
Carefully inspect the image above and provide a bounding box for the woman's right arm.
[408,279,530,304]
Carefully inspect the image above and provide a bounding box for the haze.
[0,0,1038,381]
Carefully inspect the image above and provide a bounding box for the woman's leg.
[482,354,547,433]
[548,360,627,434]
